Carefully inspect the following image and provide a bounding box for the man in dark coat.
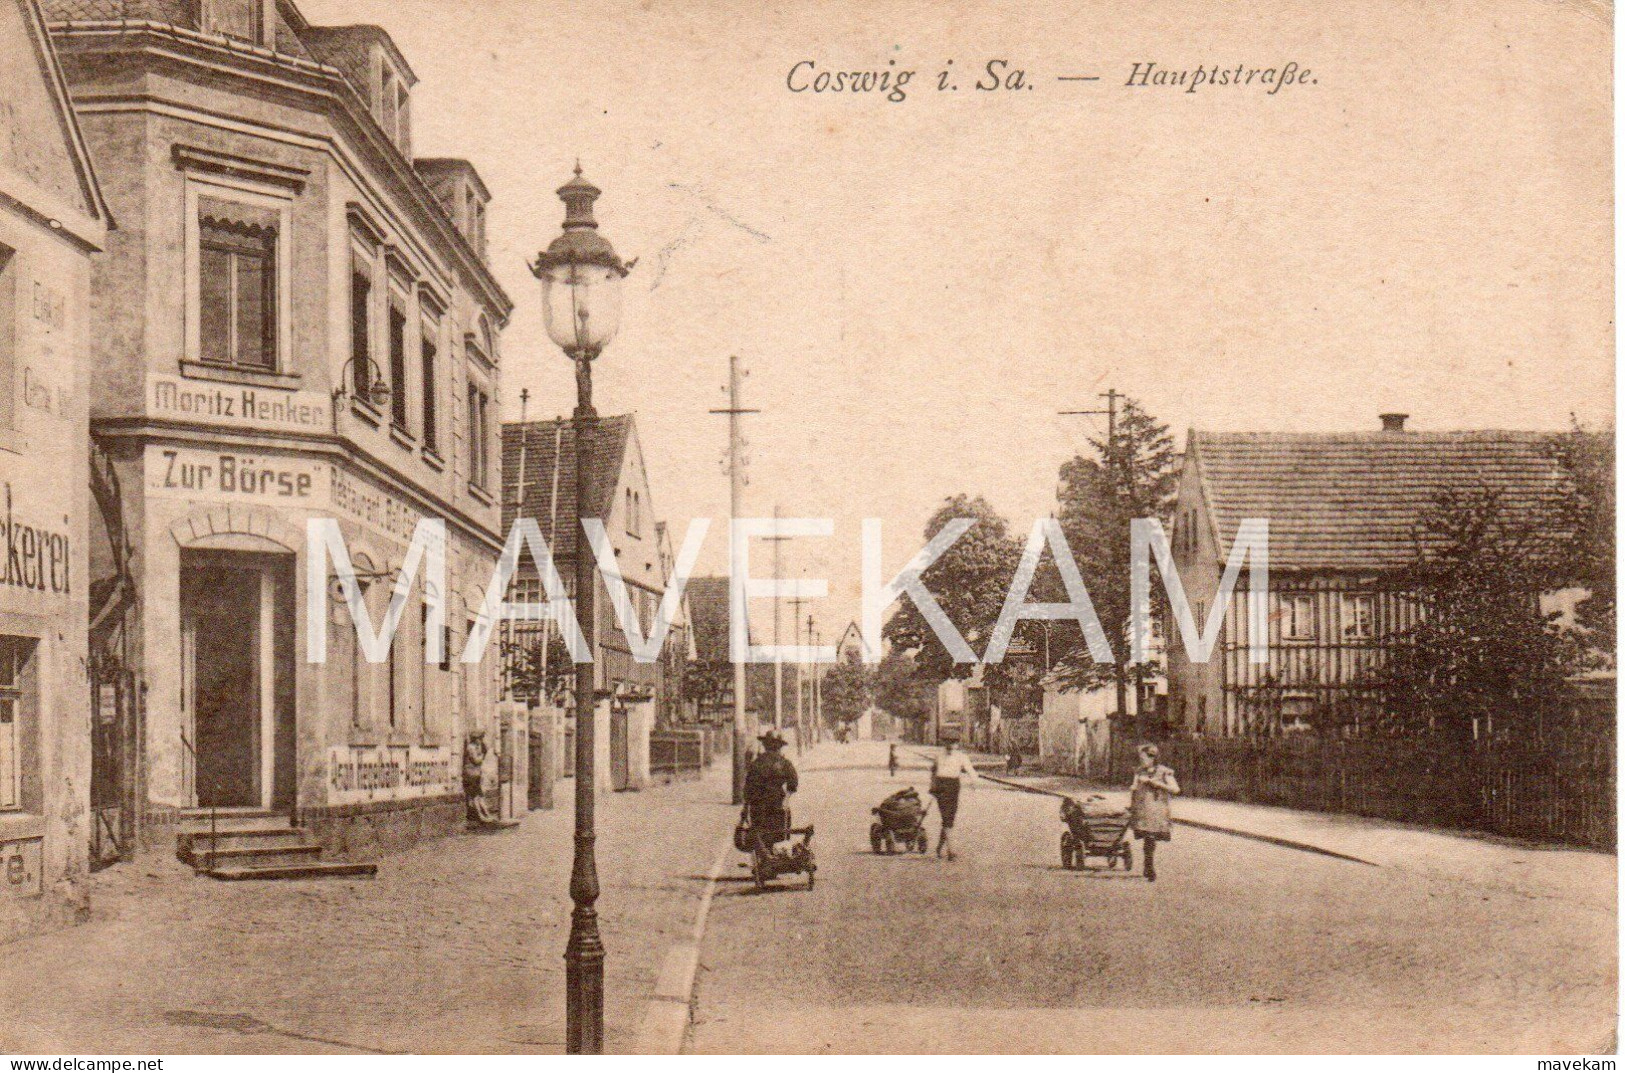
[743,730,798,844]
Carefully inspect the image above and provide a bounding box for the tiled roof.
[41,0,194,23]
[1191,430,1572,572]
[500,414,633,564]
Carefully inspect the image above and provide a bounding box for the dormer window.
[202,0,266,44]
[376,55,412,154]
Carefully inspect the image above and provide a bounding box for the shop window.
[0,244,13,432]
[199,209,277,371]
[1284,594,1316,641]
[420,323,439,453]
[1342,593,1375,640]
[0,636,37,812]
[349,261,373,403]
[387,301,409,432]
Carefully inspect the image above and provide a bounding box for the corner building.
[45,0,512,859]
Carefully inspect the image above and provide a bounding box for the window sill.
[180,360,300,391]
[421,447,446,472]
[0,812,46,842]
[389,425,417,451]
[467,482,493,507]
[349,398,383,428]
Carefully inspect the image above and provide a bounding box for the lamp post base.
[565,906,605,1054]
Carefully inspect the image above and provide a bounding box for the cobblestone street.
[690,743,1616,1054]
[0,768,734,1055]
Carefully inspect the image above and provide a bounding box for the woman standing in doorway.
[929,736,977,860]
[1129,743,1180,882]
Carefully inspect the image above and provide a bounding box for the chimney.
[1379,413,1409,432]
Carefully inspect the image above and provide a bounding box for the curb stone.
[632,826,734,1054]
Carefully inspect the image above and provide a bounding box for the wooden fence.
[650,729,707,779]
[1107,729,1615,850]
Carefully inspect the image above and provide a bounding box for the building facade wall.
[52,15,509,858]
[0,0,102,941]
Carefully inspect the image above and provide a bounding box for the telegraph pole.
[787,594,809,755]
[709,356,758,805]
[1061,387,1128,726]
[762,505,791,734]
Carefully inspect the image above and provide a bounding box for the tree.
[874,648,933,733]
[1549,423,1615,656]
[1376,487,1579,739]
[819,651,871,728]
[882,494,1022,687]
[1046,398,1178,729]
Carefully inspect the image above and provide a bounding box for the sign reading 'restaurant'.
[148,373,329,433]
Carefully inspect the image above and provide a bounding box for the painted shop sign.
[328,467,425,545]
[328,744,454,805]
[148,373,330,433]
[0,484,71,596]
[0,838,42,898]
[144,445,327,504]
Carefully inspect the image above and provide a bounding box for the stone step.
[201,861,378,881]
[183,844,326,870]
[178,810,292,834]
[179,828,313,855]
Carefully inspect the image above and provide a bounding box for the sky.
[304,0,1613,644]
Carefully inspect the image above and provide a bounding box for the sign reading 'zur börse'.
[144,445,327,504]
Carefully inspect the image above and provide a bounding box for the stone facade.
[0,0,109,941]
[44,0,513,859]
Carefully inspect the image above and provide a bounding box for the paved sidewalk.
[1007,770,1615,911]
[0,763,736,1054]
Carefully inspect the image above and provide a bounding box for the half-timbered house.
[1166,415,1574,736]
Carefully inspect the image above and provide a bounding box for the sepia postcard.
[0,0,1615,1060]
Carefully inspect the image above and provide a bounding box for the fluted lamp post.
[532,164,630,1055]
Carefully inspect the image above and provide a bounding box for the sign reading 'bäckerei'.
[148,373,330,432]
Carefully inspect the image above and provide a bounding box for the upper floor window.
[1283,594,1316,641]
[387,298,409,433]
[420,315,440,454]
[468,382,491,491]
[626,489,642,538]
[1342,593,1375,640]
[199,213,277,371]
[349,258,374,402]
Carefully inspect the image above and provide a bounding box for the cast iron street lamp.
[532,164,630,1055]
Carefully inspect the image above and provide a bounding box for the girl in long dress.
[1129,743,1181,882]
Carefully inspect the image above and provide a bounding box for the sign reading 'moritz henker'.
[0,483,71,596]
[148,372,330,432]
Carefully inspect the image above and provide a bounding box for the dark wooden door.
[182,565,261,807]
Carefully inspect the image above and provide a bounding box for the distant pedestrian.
[463,730,494,824]
[929,736,978,860]
[888,743,899,778]
[1006,746,1023,775]
[1129,743,1180,882]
